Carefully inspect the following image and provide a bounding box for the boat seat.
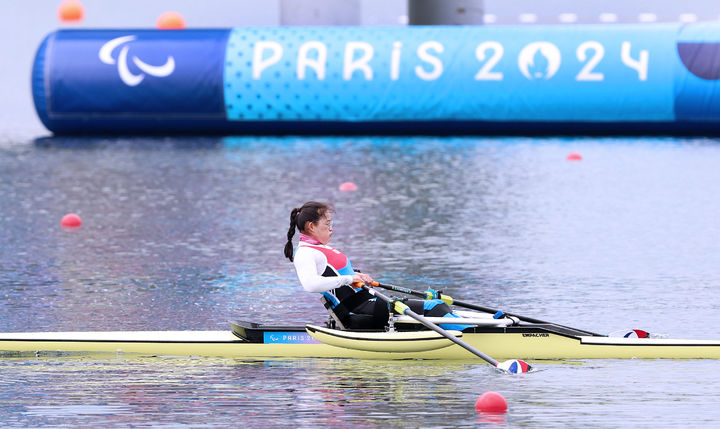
[321,295,376,330]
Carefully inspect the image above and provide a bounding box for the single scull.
[2,313,719,360]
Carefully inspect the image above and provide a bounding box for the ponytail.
[284,208,300,261]
[284,201,333,262]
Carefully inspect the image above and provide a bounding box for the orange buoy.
[566,152,583,161]
[58,0,85,23]
[338,182,358,192]
[61,213,82,228]
[156,11,187,30]
[475,391,508,413]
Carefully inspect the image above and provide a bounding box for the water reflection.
[0,356,491,427]
[4,355,720,427]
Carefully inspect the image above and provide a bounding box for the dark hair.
[284,201,333,261]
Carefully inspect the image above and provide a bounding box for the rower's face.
[312,214,333,245]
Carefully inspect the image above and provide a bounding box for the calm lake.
[2,135,720,427]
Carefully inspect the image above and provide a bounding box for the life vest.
[299,242,355,276]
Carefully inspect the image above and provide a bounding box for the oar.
[371,281,548,323]
[373,281,598,335]
[360,284,532,374]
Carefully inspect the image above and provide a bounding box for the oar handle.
[358,281,452,304]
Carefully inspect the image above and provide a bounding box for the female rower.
[284,201,463,330]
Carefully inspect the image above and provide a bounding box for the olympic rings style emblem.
[99,35,175,86]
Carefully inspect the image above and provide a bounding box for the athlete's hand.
[352,273,374,285]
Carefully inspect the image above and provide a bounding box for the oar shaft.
[376,283,421,298]
[403,308,500,366]
[363,286,500,367]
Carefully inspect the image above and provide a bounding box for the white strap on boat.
[580,336,720,346]
[393,313,514,327]
[0,331,239,342]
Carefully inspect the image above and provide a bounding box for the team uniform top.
[293,237,360,306]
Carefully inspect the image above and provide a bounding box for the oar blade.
[496,359,532,374]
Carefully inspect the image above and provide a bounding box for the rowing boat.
[2,314,720,360]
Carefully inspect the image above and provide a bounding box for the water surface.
[1,135,720,427]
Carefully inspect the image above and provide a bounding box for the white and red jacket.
[293,236,358,306]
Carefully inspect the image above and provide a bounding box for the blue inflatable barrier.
[31,24,720,134]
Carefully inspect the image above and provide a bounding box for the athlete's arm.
[293,247,354,293]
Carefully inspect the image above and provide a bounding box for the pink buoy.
[61,213,82,228]
[566,152,583,161]
[58,0,85,23]
[156,11,187,30]
[339,182,358,192]
[475,391,508,413]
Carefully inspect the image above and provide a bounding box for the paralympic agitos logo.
[98,35,175,86]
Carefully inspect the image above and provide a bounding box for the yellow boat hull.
[2,328,720,360]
